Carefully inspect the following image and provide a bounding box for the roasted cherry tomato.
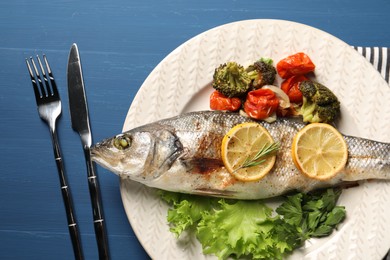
[276,52,315,79]
[210,90,242,111]
[281,75,308,103]
[244,89,279,120]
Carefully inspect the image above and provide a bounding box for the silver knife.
[67,43,110,260]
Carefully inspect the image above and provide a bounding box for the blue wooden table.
[1,0,389,259]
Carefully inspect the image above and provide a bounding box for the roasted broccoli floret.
[212,62,251,98]
[246,58,277,89]
[299,80,340,123]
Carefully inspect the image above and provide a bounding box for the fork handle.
[50,128,84,260]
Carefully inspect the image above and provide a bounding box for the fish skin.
[91,110,390,199]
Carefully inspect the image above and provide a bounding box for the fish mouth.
[89,144,115,172]
[90,141,110,160]
[90,144,101,162]
[90,139,109,157]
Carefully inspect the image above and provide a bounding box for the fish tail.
[344,136,390,180]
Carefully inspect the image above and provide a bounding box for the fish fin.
[192,188,236,198]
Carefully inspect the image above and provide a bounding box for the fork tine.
[43,55,59,97]
[37,55,53,96]
[30,57,47,97]
[25,58,41,102]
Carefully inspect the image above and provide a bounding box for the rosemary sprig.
[235,142,280,171]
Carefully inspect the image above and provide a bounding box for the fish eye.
[113,135,132,150]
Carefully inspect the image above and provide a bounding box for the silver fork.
[26,55,83,260]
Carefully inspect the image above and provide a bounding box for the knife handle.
[50,128,84,260]
[84,146,110,260]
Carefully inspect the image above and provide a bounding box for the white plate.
[120,19,390,260]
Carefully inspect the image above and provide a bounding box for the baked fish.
[91,111,390,199]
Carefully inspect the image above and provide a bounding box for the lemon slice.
[221,122,276,182]
[291,123,348,180]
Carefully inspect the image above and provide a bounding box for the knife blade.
[67,43,110,260]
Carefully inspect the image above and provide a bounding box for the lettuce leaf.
[197,200,275,259]
[159,191,215,236]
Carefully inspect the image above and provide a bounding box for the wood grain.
[0,0,389,259]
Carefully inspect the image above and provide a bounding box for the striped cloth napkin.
[355,47,389,83]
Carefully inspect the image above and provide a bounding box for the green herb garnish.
[235,142,280,171]
[160,188,346,260]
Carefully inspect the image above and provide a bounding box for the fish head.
[91,126,183,182]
